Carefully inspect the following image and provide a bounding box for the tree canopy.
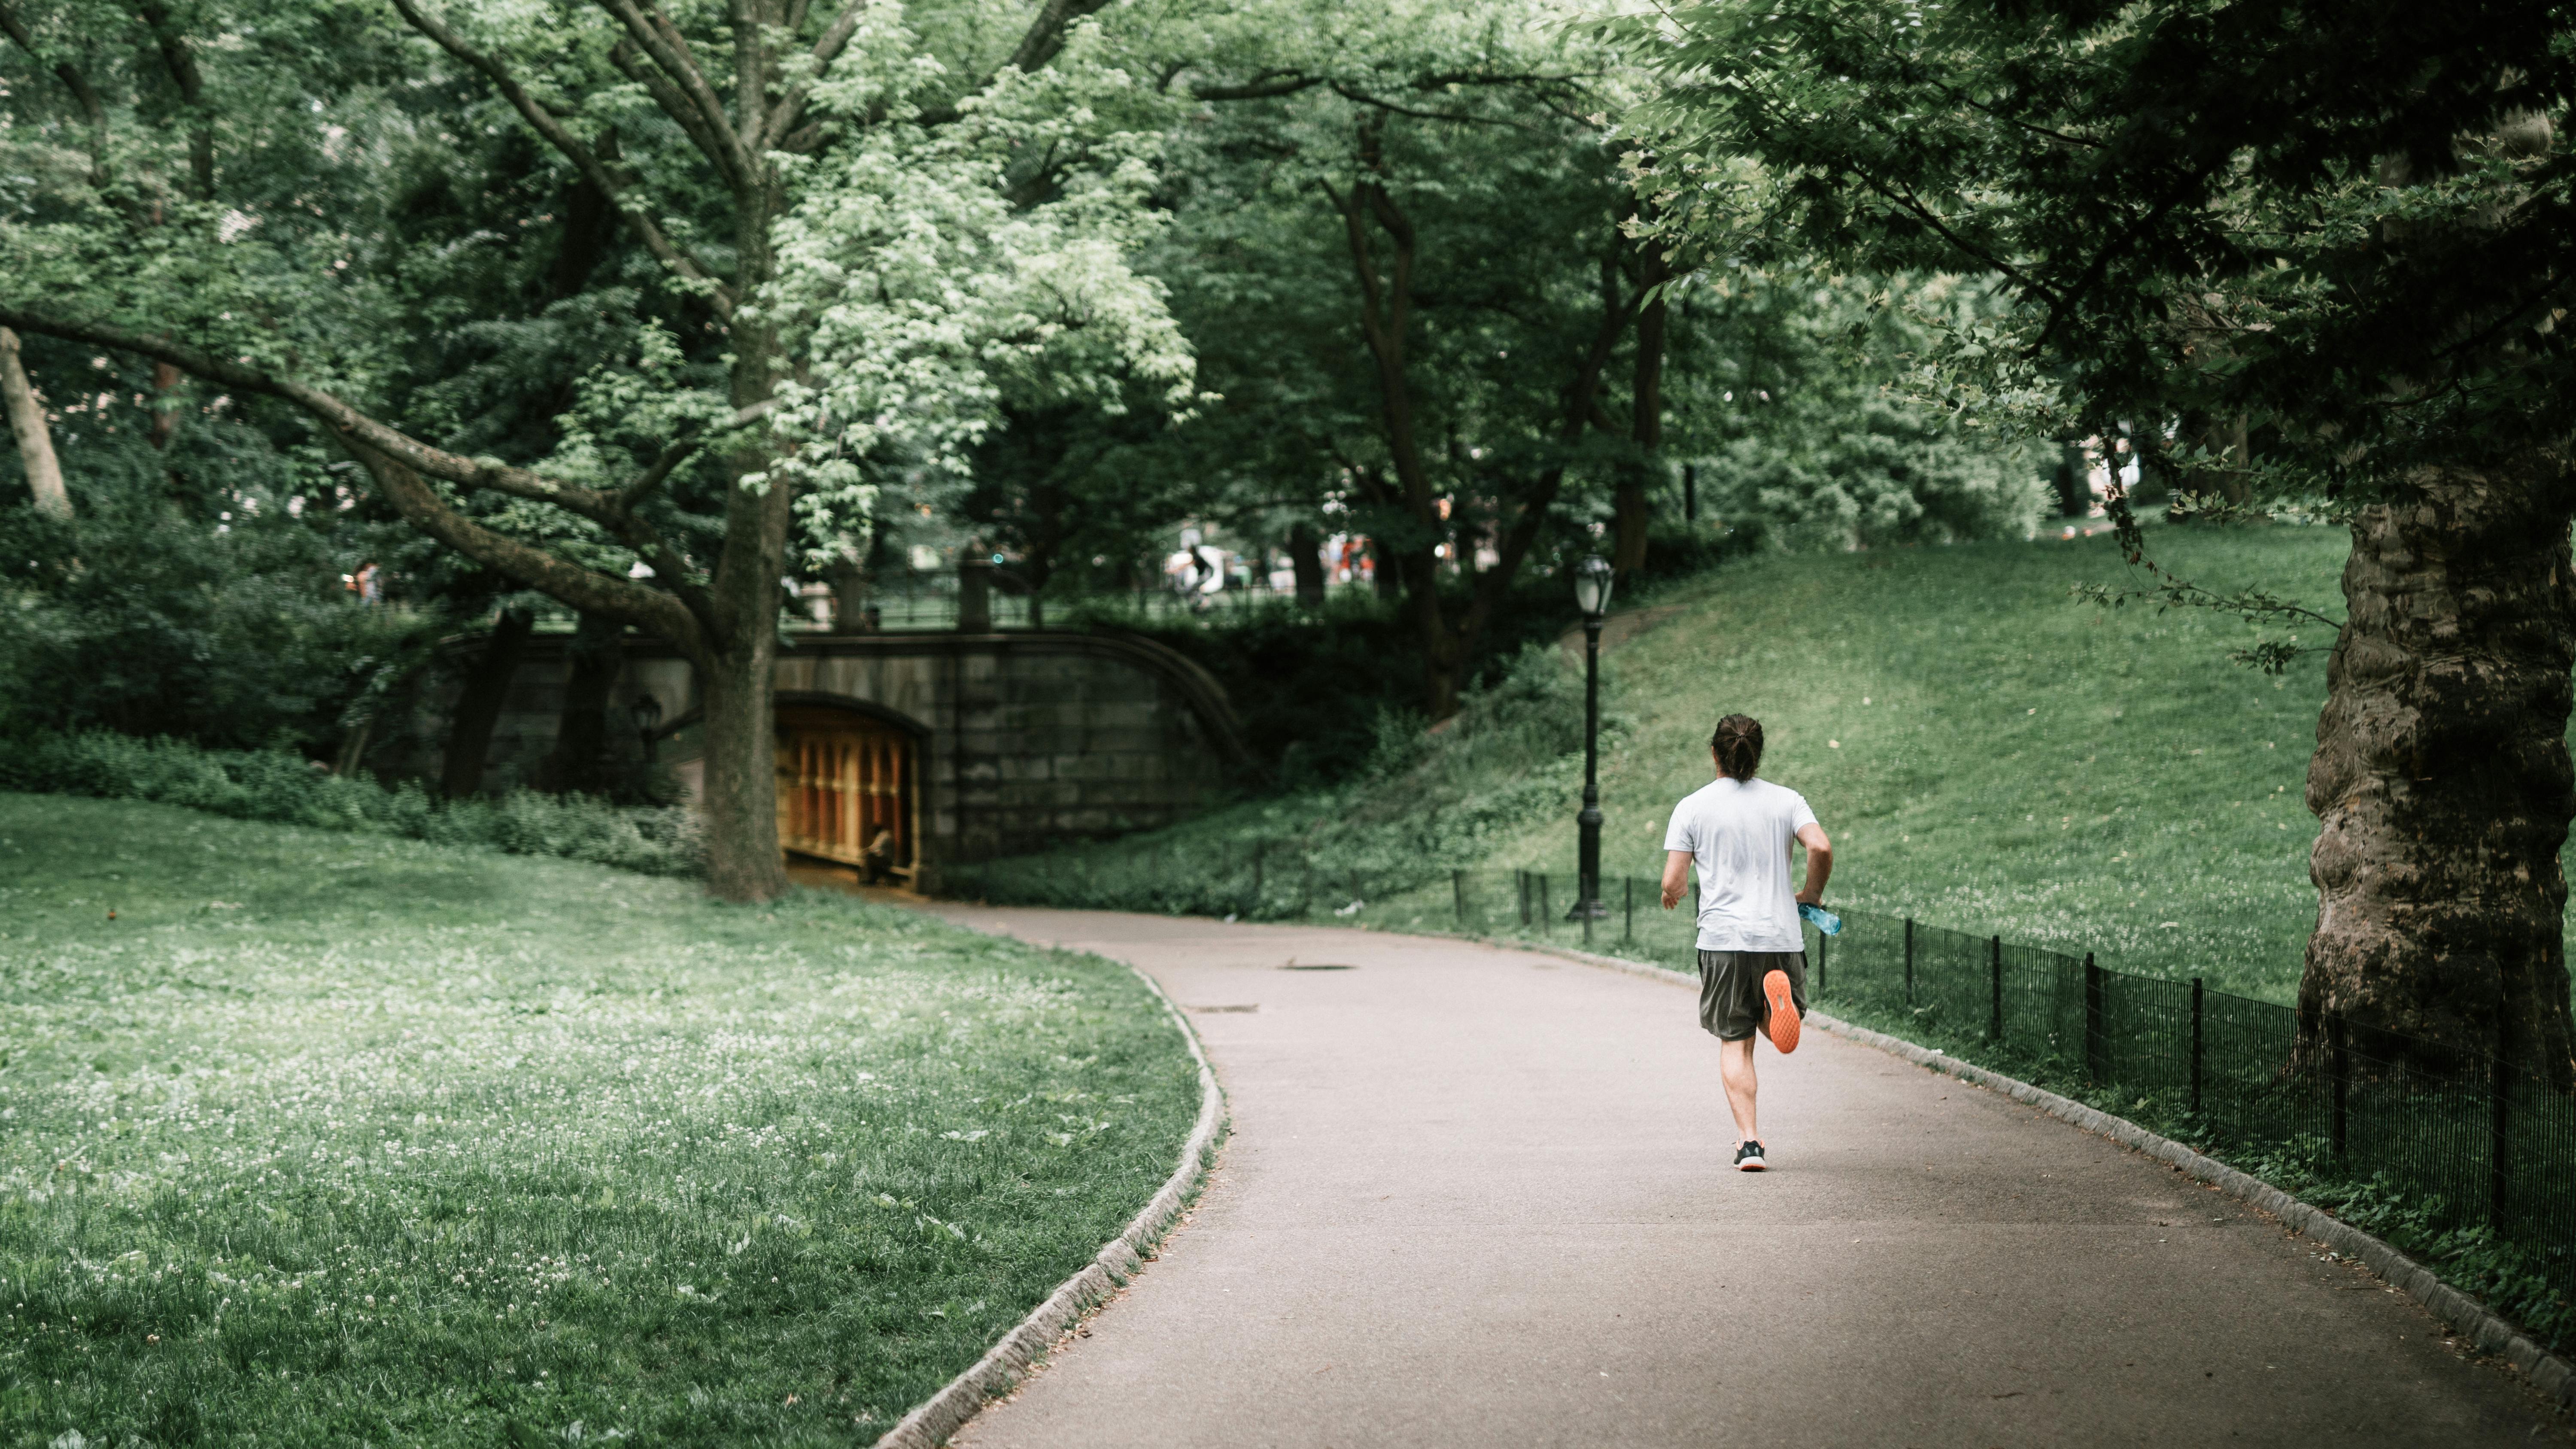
[1,0,2063,892]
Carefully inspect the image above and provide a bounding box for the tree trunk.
[1612,471,1652,573]
[2209,415,2251,504]
[149,362,182,450]
[1406,555,1462,720]
[698,630,786,902]
[1290,521,1326,606]
[1613,271,1668,574]
[539,611,624,795]
[698,296,793,902]
[0,328,70,521]
[2302,465,2576,1088]
[441,607,536,799]
[2052,441,2089,517]
[1370,538,1403,599]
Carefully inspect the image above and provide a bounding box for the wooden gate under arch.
[775,704,916,880]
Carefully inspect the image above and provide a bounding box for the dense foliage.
[0,0,1204,898]
[0,359,437,750]
[1683,271,2054,549]
[1620,0,2576,504]
[0,0,2063,825]
[0,729,703,875]
[960,1,2055,714]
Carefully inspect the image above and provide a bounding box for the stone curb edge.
[1527,938,2576,1410]
[872,954,1227,1449]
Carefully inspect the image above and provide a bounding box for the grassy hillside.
[0,795,1198,1446]
[1501,521,2350,1000]
[983,522,2448,1005]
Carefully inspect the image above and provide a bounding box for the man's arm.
[1794,822,1833,905]
[1660,849,1693,909]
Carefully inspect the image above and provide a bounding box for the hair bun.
[1710,713,1765,781]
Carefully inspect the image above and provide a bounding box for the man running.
[1660,714,1832,1172]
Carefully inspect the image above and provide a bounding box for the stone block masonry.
[369,628,1249,884]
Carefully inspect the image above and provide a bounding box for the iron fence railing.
[939,852,2576,1322]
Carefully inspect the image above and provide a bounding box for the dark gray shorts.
[1697,949,1809,1042]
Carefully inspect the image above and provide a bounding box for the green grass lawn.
[0,794,1200,1447]
[970,521,2549,1006]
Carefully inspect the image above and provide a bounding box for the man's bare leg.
[1720,1036,1759,1144]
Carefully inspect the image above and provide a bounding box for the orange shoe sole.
[1762,969,1800,1054]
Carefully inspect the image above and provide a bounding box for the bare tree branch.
[730,0,766,155]
[389,0,738,318]
[0,301,736,646]
[1005,0,1110,77]
[608,36,733,173]
[1318,181,1396,358]
[616,434,705,514]
[342,438,710,658]
[1850,170,2059,310]
[1327,81,1537,130]
[593,0,759,192]
[1190,73,1325,101]
[1185,67,1588,106]
[906,0,1111,128]
[758,0,869,152]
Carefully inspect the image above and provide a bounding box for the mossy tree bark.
[2303,466,2576,1087]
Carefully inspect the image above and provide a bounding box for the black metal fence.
[939,854,2576,1318]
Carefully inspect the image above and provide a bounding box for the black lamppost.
[1570,554,1614,920]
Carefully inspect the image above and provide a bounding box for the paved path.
[919,905,2564,1447]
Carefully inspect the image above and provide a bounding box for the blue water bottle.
[1798,902,1842,936]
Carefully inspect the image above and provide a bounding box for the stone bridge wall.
[372,629,1246,878]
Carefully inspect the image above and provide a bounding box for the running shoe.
[1735,1139,1767,1172]
[1762,968,1801,1054]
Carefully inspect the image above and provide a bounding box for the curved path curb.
[873,960,1226,1449]
[1533,938,2576,1410]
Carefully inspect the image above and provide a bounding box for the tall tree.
[0,0,1192,900]
[1139,3,1673,718]
[1627,0,2576,1083]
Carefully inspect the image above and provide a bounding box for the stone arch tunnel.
[378,626,1249,887]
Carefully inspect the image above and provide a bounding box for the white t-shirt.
[1663,776,1819,953]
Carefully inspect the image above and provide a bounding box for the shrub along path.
[919,903,2565,1448]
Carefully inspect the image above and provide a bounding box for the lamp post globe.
[1574,553,1614,620]
[1571,555,1613,927]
